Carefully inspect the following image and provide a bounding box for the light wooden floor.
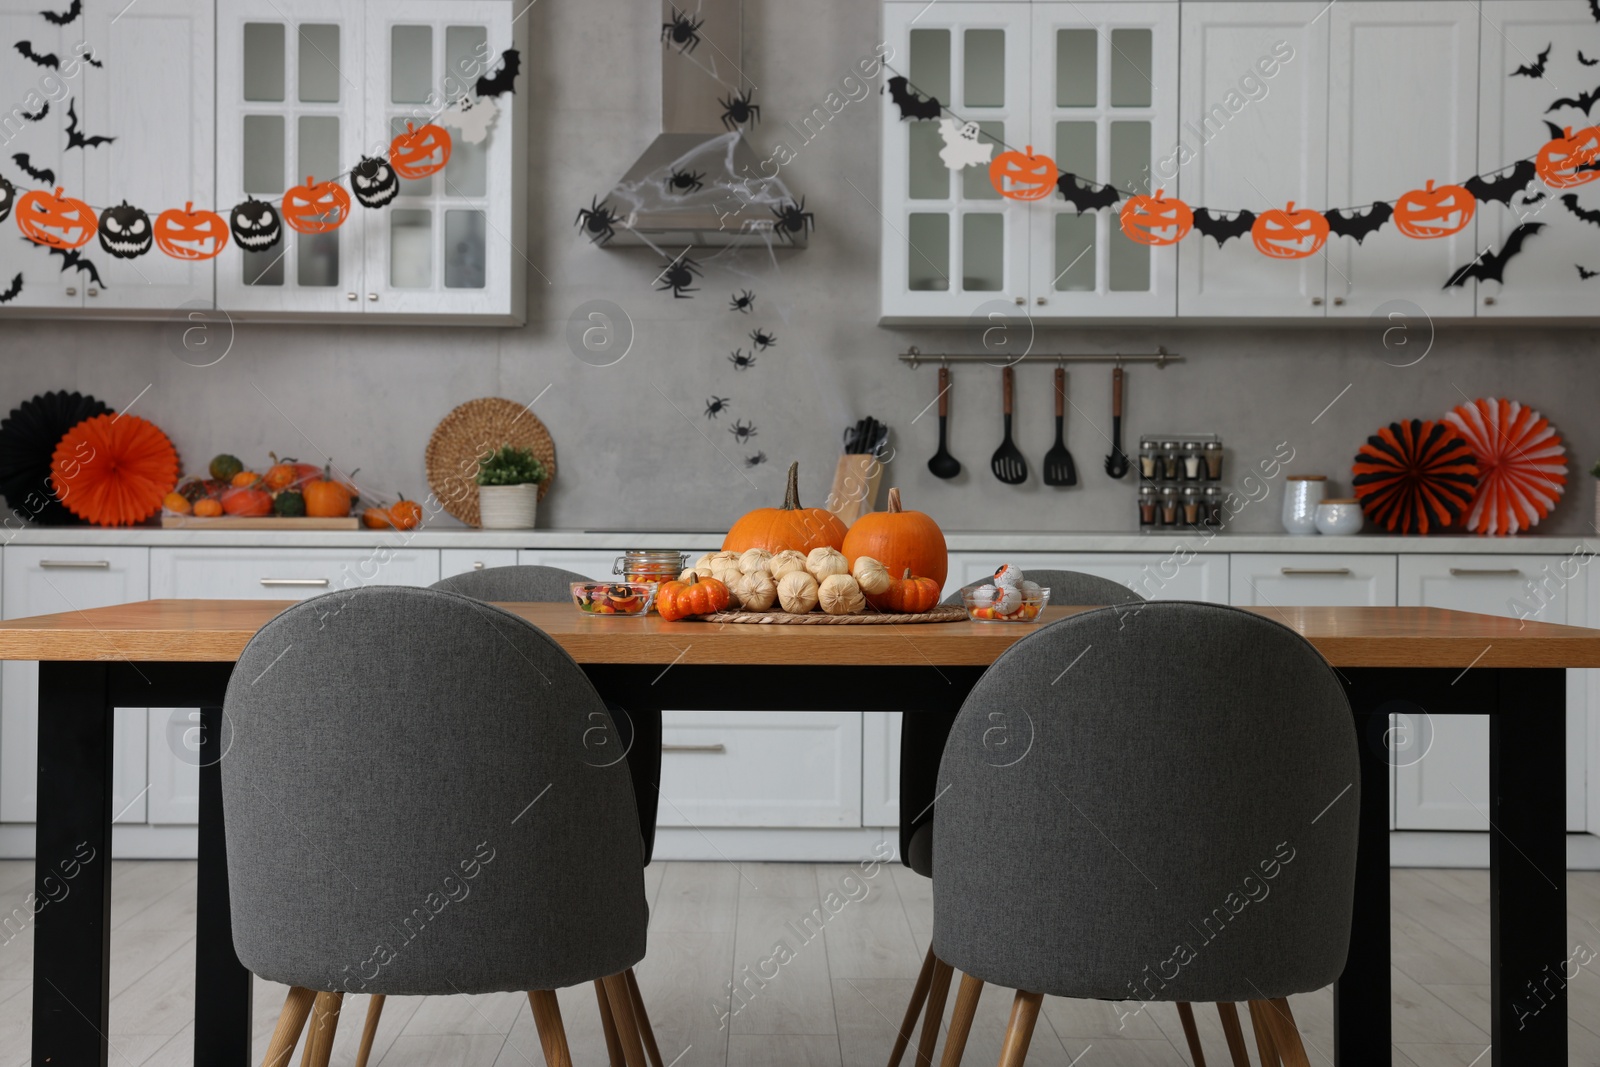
[1,859,1599,1066]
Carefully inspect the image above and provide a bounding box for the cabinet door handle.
[473,561,486,570]
[346,292,358,301]
[368,293,378,302]
[1311,297,1324,306]
[1280,567,1352,576]
[259,578,331,587]
[40,559,111,569]
[1448,567,1521,577]
[662,743,727,754]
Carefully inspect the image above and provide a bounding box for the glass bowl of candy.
[571,582,657,616]
[962,582,1050,622]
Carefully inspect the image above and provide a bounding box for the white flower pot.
[478,484,539,529]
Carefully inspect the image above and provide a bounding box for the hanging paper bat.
[886,76,942,121]
[0,273,21,304]
[1463,160,1537,205]
[82,49,101,69]
[1547,84,1600,117]
[42,245,104,287]
[475,49,520,98]
[1578,264,1599,279]
[1544,119,1568,140]
[1444,223,1544,288]
[39,0,80,24]
[14,41,58,69]
[11,154,54,185]
[1582,51,1600,67]
[937,118,993,169]
[1560,193,1600,226]
[1592,0,1600,23]
[438,94,499,145]
[1513,44,1552,78]
[19,102,47,122]
[64,99,114,150]
[1056,173,1120,214]
[1191,208,1257,247]
[1324,201,1393,244]
[1520,190,1547,206]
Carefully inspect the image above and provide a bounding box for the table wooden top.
[0,599,1598,668]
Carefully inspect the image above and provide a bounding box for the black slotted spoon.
[990,366,1027,485]
[1043,367,1077,486]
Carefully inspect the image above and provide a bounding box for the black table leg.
[1490,668,1567,1066]
[32,661,113,1067]
[1335,698,1393,1066]
[194,704,253,1066]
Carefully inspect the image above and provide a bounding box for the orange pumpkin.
[656,574,732,621]
[988,145,1059,201]
[16,186,96,249]
[1536,125,1600,190]
[193,498,224,518]
[263,456,320,491]
[869,568,941,614]
[722,461,848,557]
[361,506,393,528]
[388,496,423,530]
[1119,188,1193,246]
[230,471,261,488]
[162,491,192,515]
[1250,201,1330,259]
[282,176,352,234]
[1392,180,1475,239]
[840,487,948,588]
[389,122,453,180]
[154,202,229,260]
[221,487,273,517]
[303,465,355,517]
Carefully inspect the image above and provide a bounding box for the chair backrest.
[221,586,647,996]
[943,568,1145,607]
[931,601,1358,1003]
[432,564,595,602]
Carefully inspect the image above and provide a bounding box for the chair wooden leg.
[353,994,384,1067]
[1246,1000,1281,1067]
[595,979,627,1067]
[914,956,955,1067]
[298,991,343,1067]
[1176,1002,1208,1067]
[996,990,1044,1067]
[1260,998,1312,1067]
[1215,1003,1253,1067]
[260,986,316,1067]
[602,972,650,1067]
[938,973,984,1067]
[888,946,938,1067]
[625,967,666,1067]
[529,990,574,1067]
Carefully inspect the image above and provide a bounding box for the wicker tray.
[425,397,557,527]
[689,605,968,624]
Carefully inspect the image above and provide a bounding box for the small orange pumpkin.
[282,176,352,234]
[1536,125,1600,190]
[1392,180,1475,239]
[303,464,355,517]
[722,462,848,557]
[193,498,224,518]
[869,569,941,614]
[1250,201,1330,259]
[16,186,96,248]
[154,202,230,260]
[221,487,273,517]
[263,456,320,491]
[840,487,948,588]
[389,122,453,180]
[1119,188,1193,246]
[656,574,732,621]
[988,145,1060,201]
[361,505,393,528]
[388,496,423,530]
[230,470,261,488]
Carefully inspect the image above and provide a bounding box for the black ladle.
[928,366,961,479]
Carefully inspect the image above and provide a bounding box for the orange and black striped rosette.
[1351,419,1480,535]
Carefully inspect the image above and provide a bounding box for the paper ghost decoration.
[439,95,500,146]
[938,118,993,170]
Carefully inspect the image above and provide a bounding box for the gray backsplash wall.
[1,0,1596,536]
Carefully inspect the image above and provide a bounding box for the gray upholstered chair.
[222,586,655,1067]
[432,562,594,602]
[928,602,1359,1067]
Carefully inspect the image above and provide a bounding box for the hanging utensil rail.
[898,346,1183,368]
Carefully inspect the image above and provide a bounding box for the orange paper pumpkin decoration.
[282,176,352,234]
[154,202,229,260]
[1119,188,1193,246]
[1250,201,1330,259]
[1536,125,1600,189]
[16,186,96,249]
[389,122,453,180]
[49,413,180,527]
[1392,180,1475,239]
[988,145,1060,201]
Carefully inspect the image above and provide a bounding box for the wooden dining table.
[2,598,1598,1067]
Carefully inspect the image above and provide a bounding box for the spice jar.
[1181,441,1203,481]
[1138,484,1158,527]
[1203,486,1225,526]
[1138,439,1160,481]
[1160,441,1181,481]
[1159,486,1180,526]
[1203,441,1224,481]
[1181,486,1202,525]
[615,550,689,611]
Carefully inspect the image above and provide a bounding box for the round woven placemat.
[690,605,968,624]
[425,398,557,526]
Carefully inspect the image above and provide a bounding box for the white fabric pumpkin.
[735,570,778,612]
[806,546,849,584]
[768,550,809,581]
[818,573,866,615]
[738,548,774,575]
[777,571,820,614]
[850,555,892,595]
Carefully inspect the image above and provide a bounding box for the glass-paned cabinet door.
[217,0,366,313]
[362,1,520,317]
[881,3,1031,322]
[1029,2,1178,316]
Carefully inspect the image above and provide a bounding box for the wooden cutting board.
[160,516,360,529]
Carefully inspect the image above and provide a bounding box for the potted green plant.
[476,446,546,529]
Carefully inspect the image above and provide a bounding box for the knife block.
[826,454,883,526]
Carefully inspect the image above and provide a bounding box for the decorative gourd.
[818,574,866,615]
[1392,180,1475,239]
[679,567,698,582]
[767,549,808,581]
[388,497,423,531]
[302,465,354,518]
[690,552,717,577]
[869,568,942,614]
[734,570,778,612]
[1250,202,1330,259]
[841,487,948,587]
[805,546,849,583]
[850,555,892,595]
[722,462,848,556]
[362,505,394,528]
[222,487,272,517]
[656,574,731,621]
[988,145,1059,201]
[738,548,774,575]
[1119,189,1192,246]
[776,571,820,614]
[710,559,743,588]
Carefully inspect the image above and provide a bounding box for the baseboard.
[652,826,900,862]
[0,823,198,860]
[1391,831,1600,870]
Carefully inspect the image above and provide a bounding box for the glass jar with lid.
[1203,441,1224,481]
[615,550,689,611]
[1180,486,1202,525]
[1160,441,1181,481]
[1138,484,1158,527]
[1159,486,1180,525]
[1138,439,1160,481]
[1180,442,1203,481]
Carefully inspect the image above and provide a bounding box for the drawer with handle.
[1228,554,1397,607]
[150,547,440,599]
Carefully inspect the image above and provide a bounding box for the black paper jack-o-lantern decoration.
[230,197,282,252]
[351,155,399,209]
[0,176,14,225]
[96,201,153,259]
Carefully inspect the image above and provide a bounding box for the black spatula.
[1043,367,1077,486]
[990,366,1027,485]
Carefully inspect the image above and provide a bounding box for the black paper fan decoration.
[1351,419,1480,534]
[0,391,115,525]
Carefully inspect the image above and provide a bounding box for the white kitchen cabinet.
[1228,552,1397,607]
[441,547,518,578]
[1397,555,1587,832]
[0,547,150,824]
[862,711,901,827]
[1326,1,1480,318]
[1176,3,1328,318]
[149,546,440,599]
[1477,1,1600,318]
[946,550,1230,602]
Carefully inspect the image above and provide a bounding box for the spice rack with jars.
[1136,434,1224,531]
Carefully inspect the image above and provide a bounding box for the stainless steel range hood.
[600,0,807,249]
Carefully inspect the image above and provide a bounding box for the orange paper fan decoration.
[1444,397,1567,536]
[50,414,180,527]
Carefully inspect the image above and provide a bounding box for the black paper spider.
[748,328,776,350]
[729,419,758,443]
[666,168,704,194]
[575,196,623,245]
[746,451,767,467]
[719,89,760,131]
[771,197,814,244]
[661,8,704,53]
[656,254,702,298]
[704,396,731,419]
[728,348,756,370]
[729,289,755,313]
